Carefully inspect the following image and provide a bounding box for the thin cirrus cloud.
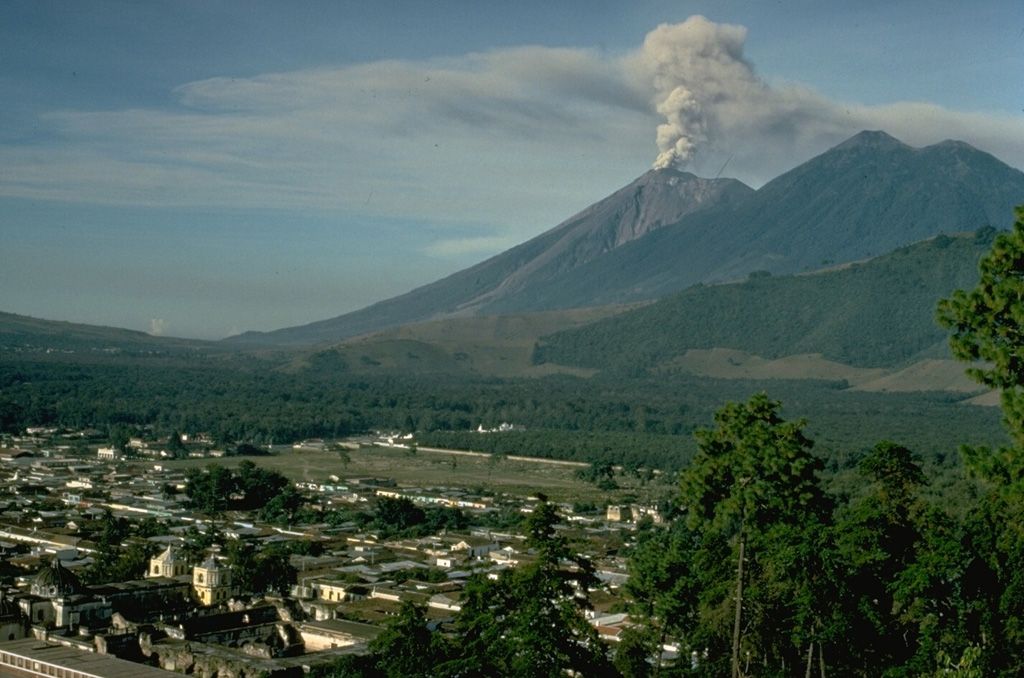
[2,16,1022,243]
[6,46,652,226]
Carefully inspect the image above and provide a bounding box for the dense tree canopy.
[938,206,1024,446]
[833,442,966,677]
[674,393,834,677]
[445,497,612,678]
[183,462,295,515]
[224,539,296,597]
[79,510,159,585]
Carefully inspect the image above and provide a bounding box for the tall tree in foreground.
[834,442,968,678]
[937,206,1024,449]
[625,521,702,676]
[369,601,452,678]
[937,204,1024,676]
[677,393,834,677]
[444,497,612,678]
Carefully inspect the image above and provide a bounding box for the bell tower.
[192,556,233,605]
[148,545,189,578]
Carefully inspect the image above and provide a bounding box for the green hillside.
[286,306,638,377]
[0,311,215,359]
[533,229,996,373]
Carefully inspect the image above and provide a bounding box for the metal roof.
[0,639,178,678]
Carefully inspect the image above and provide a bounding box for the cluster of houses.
[0,428,668,678]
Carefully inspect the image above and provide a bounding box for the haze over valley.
[6,5,1024,676]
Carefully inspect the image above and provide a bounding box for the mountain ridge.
[0,311,217,358]
[224,130,1024,348]
[532,229,995,373]
[0,229,1005,398]
[264,229,995,398]
[226,168,752,347]
[477,130,1024,312]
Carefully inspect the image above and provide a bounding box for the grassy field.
[153,443,676,506]
[285,305,640,378]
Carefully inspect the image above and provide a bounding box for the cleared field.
[156,443,673,505]
[656,348,991,399]
[285,306,639,377]
[662,348,885,385]
[851,359,984,394]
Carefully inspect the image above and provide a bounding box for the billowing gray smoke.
[632,16,761,170]
[628,15,999,179]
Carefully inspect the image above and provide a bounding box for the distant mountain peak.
[835,129,906,151]
[633,166,749,199]
[632,167,701,189]
[647,165,696,178]
[930,138,981,155]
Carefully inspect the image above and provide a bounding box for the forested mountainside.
[534,229,996,373]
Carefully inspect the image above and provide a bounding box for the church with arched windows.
[191,555,234,606]
[2,548,238,642]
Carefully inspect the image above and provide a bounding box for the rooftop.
[0,638,180,678]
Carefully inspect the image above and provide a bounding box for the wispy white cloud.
[0,46,653,244]
[424,234,524,260]
[1,17,1022,241]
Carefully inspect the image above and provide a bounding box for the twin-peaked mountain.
[226,131,1024,348]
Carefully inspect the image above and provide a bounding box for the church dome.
[31,559,84,598]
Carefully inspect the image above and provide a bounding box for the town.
[0,425,664,678]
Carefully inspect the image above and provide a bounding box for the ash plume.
[633,16,760,170]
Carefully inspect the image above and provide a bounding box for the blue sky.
[1,1,1022,340]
